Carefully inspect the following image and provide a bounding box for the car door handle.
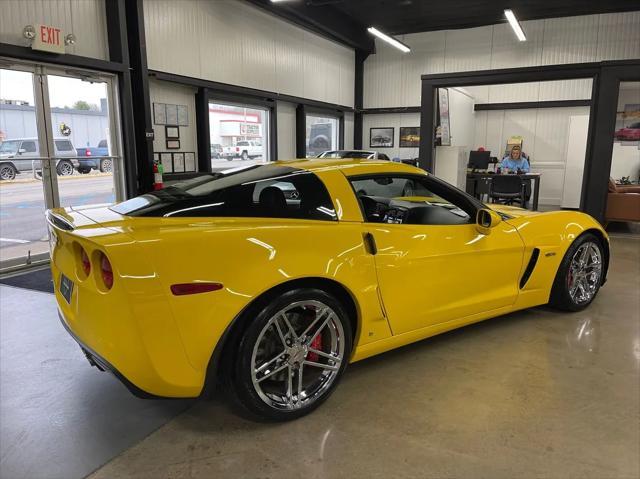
[363,232,377,255]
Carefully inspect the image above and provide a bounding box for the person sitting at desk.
[501,145,530,173]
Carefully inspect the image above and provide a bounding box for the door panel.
[372,221,524,335]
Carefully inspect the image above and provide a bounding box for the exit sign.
[32,24,65,54]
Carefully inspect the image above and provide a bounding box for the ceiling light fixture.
[367,27,411,53]
[504,9,527,42]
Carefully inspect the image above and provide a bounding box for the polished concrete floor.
[1,237,639,479]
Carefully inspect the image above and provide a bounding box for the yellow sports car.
[48,159,608,421]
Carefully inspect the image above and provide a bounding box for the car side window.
[21,141,37,153]
[350,174,477,226]
[113,166,337,221]
[98,140,107,148]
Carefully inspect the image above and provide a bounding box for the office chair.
[489,175,526,207]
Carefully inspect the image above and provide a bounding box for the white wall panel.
[443,26,493,73]
[364,11,640,109]
[540,15,600,65]
[0,0,107,60]
[490,20,544,69]
[149,79,198,157]
[144,0,354,107]
[596,12,640,60]
[276,101,296,160]
[343,112,354,150]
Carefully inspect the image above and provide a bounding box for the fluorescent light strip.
[504,9,526,42]
[367,27,411,53]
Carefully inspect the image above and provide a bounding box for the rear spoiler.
[46,211,74,231]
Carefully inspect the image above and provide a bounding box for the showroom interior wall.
[362,11,639,205]
[0,0,108,60]
[143,0,355,109]
[148,78,198,158]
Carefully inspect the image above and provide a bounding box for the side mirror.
[476,208,502,235]
[18,148,26,154]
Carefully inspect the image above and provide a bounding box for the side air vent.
[519,248,540,289]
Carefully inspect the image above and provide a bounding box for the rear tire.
[228,288,352,421]
[99,158,113,173]
[549,233,604,312]
[56,160,74,176]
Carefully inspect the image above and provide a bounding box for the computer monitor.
[468,150,491,170]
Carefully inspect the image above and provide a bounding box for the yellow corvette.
[48,159,609,420]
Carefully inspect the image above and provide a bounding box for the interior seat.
[259,186,288,217]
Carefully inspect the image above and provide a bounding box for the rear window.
[111,165,337,221]
[98,140,107,148]
[236,141,249,146]
[54,140,73,151]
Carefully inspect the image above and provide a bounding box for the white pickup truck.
[221,141,263,161]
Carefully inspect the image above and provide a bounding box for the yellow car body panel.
[49,159,609,398]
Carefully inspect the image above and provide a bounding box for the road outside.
[0,173,115,263]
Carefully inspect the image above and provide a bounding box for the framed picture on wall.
[399,127,420,148]
[160,152,173,173]
[166,139,180,149]
[177,105,189,126]
[165,126,180,139]
[370,127,394,148]
[153,103,166,125]
[173,152,185,172]
[184,152,196,172]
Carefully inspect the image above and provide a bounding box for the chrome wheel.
[567,241,602,305]
[250,300,345,411]
[100,159,113,173]
[0,165,16,180]
[57,161,73,176]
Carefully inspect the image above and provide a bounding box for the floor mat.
[0,267,54,294]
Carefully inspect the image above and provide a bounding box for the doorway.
[0,60,125,270]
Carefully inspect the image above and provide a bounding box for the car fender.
[504,210,608,308]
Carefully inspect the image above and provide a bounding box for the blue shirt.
[501,155,530,172]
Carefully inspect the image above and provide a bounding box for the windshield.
[319,151,374,159]
[0,140,20,154]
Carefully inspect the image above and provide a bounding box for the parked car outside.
[77,140,112,173]
[614,122,640,141]
[221,140,263,160]
[317,150,391,161]
[0,138,78,180]
[307,123,333,157]
[210,144,223,159]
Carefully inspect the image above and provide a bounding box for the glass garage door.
[0,60,125,271]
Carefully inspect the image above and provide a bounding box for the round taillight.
[100,253,114,290]
[80,248,91,276]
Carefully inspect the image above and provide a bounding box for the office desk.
[466,173,542,211]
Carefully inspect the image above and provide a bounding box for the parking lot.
[0,173,115,262]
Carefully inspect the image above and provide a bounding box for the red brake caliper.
[308,334,322,362]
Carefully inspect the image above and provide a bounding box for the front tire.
[229,288,352,421]
[0,164,17,181]
[241,151,249,161]
[549,233,604,312]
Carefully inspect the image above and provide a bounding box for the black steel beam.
[150,70,354,112]
[353,50,369,149]
[295,105,306,158]
[123,0,155,194]
[474,100,591,111]
[104,0,138,198]
[245,0,374,53]
[362,106,422,114]
[195,88,212,173]
[0,42,126,73]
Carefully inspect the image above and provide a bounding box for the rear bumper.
[58,309,169,399]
